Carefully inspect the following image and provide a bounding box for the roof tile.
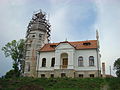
[39,40,98,52]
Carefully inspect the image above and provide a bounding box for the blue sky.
[0,0,120,77]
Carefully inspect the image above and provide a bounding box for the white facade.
[37,42,101,78]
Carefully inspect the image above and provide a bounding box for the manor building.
[24,10,101,78]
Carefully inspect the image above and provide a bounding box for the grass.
[0,77,120,90]
[105,77,120,90]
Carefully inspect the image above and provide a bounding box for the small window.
[83,42,91,46]
[61,73,66,78]
[42,58,46,67]
[27,51,30,56]
[50,45,57,48]
[51,58,55,67]
[90,74,94,77]
[32,35,35,37]
[41,74,45,78]
[89,56,94,66]
[78,56,83,67]
[39,34,42,39]
[51,74,54,78]
[79,74,83,78]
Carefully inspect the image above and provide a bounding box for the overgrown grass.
[105,77,120,90]
[0,77,120,90]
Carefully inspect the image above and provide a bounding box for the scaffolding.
[26,9,51,41]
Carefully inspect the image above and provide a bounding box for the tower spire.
[96,29,99,40]
[96,29,100,48]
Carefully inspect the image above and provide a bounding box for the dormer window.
[83,42,91,46]
[50,45,57,48]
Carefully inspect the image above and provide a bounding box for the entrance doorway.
[61,53,68,69]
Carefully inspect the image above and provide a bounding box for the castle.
[24,10,101,78]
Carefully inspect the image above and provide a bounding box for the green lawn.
[0,77,120,90]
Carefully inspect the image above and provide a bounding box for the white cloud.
[50,8,71,42]
[95,0,120,76]
[50,0,97,42]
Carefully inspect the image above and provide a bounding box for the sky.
[0,0,120,77]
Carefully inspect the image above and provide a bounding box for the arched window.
[32,35,35,37]
[42,58,46,67]
[78,56,83,67]
[51,58,55,67]
[89,56,94,66]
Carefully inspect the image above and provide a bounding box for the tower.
[96,29,101,77]
[102,62,106,77]
[24,10,51,77]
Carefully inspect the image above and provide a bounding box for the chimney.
[102,62,106,77]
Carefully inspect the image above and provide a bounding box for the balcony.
[60,65,68,69]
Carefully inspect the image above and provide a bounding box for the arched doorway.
[60,53,68,69]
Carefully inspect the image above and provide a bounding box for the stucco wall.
[38,43,100,71]
[74,49,100,71]
[38,51,55,71]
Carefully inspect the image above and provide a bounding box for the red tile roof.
[39,40,98,52]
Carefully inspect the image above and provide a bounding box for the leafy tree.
[2,39,25,77]
[5,69,19,78]
[114,58,120,77]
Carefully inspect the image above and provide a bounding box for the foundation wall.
[37,70,101,78]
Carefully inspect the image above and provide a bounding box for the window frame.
[79,74,84,78]
[90,74,94,77]
[51,74,54,78]
[61,73,66,78]
[78,56,84,67]
[51,57,55,67]
[89,56,94,66]
[42,58,46,67]
[41,74,45,78]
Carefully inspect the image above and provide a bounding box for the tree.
[4,69,18,78]
[114,58,120,77]
[2,39,25,77]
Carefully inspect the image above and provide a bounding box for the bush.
[5,69,20,78]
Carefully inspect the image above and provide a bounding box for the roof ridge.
[48,40,97,44]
